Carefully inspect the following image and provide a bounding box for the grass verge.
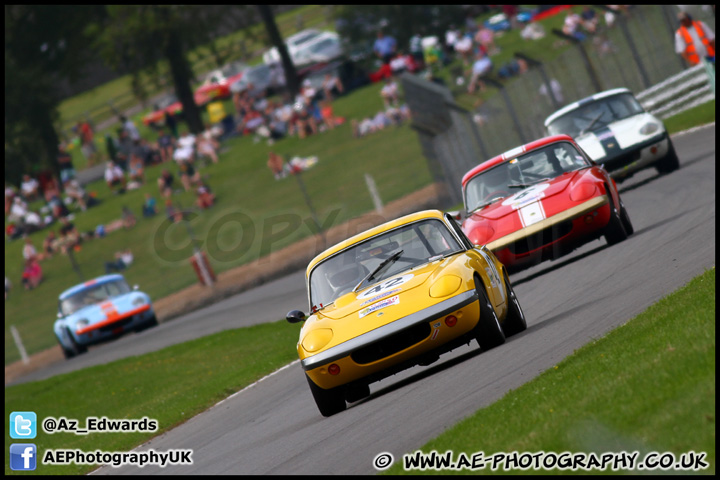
[385,267,716,475]
[663,100,715,135]
[4,320,302,475]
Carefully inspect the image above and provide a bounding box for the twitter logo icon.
[10,412,37,439]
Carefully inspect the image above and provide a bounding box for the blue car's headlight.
[75,319,89,329]
[132,296,147,307]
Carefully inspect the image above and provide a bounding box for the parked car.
[292,32,344,66]
[461,135,633,272]
[142,94,183,127]
[544,88,679,181]
[229,63,285,98]
[53,274,158,359]
[194,61,247,105]
[262,29,338,66]
[287,209,526,416]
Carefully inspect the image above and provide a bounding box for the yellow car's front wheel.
[473,276,505,351]
[306,374,346,417]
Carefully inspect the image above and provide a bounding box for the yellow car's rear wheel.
[473,276,506,351]
[306,374,346,417]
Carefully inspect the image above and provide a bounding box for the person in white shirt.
[177,131,196,150]
[321,73,344,101]
[445,26,460,53]
[10,197,28,222]
[105,249,134,273]
[454,34,474,66]
[22,237,37,261]
[104,161,126,192]
[380,78,399,108]
[20,175,40,201]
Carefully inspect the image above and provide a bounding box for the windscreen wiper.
[508,178,550,188]
[579,111,604,136]
[352,248,404,293]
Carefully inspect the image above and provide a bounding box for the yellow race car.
[287,209,526,417]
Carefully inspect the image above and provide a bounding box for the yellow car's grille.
[351,322,431,364]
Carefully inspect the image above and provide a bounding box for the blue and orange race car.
[53,274,157,359]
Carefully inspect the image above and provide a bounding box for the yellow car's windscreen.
[309,219,462,310]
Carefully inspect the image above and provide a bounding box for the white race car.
[544,88,679,181]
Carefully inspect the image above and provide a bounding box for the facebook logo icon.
[10,444,37,471]
[10,411,37,439]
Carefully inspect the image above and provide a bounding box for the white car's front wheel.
[656,139,680,174]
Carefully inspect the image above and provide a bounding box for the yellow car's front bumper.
[303,289,481,389]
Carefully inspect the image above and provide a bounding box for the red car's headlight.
[570,183,597,202]
[469,225,495,245]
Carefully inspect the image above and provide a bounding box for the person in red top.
[675,12,715,66]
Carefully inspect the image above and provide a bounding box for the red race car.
[460,135,633,271]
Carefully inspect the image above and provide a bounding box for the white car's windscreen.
[547,93,645,137]
[464,142,591,212]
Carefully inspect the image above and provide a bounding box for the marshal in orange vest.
[677,18,715,65]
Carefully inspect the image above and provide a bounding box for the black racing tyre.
[501,272,527,337]
[306,374,347,417]
[604,193,628,246]
[619,199,634,236]
[59,340,76,359]
[345,383,371,404]
[473,275,506,351]
[66,328,87,356]
[135,315,159,332]
[655,140,680,174]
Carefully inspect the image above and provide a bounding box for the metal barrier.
[636,62,716,119]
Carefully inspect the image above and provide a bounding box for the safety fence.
[636,61,716,119]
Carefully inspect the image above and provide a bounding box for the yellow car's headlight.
[429,275,462,298]
[302,328,333,353]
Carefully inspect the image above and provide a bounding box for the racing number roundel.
[502,183,550,208]
[356,274,414,300]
